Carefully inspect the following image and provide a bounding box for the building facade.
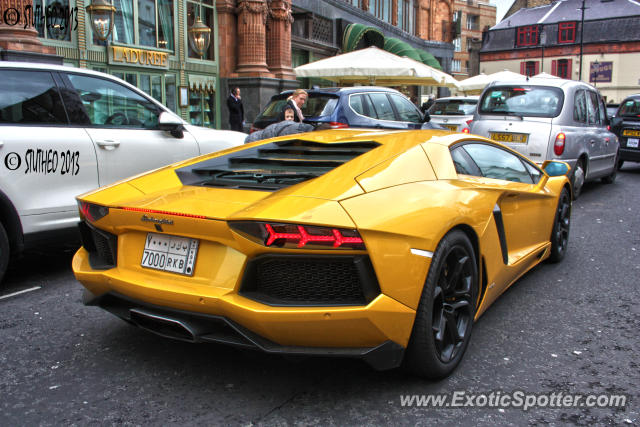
[451,0,495,79]
[479,0,640,104]
[1,0,456,130]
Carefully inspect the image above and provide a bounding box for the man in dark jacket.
[227,87,244,132]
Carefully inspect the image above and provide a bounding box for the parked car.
[251,86,431,132]
[470,78,619,198]
[428,95,479,133]
[0,62,246,283]
[73,128,572,379]
[610,94,640,169]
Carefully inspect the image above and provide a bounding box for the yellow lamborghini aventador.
[73,128,572,379]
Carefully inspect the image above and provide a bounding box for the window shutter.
[520,61,526,74]
[551,60,557,76]
[534,61,540,75]
[567,59,573,80]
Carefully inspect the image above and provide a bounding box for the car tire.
[548,188,571,264]
[602,152,619,184]
[571,160,585,200]
[403,230,478,379]
[617,159,624,171]
[0,222,9,284]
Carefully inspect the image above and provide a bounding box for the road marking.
[0,286,41,300]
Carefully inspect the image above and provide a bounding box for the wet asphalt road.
[1,165,639,426]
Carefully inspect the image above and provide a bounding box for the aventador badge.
[140,214,174,225]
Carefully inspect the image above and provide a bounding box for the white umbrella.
[458,70,527,93]
[532,72,560,79]
[294,46,458,88]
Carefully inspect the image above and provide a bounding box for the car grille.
[78,221,118,269]
[240,255,380,306]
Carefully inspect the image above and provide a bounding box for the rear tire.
[548,188,571,263]
[571,160,585,200]
[403,230,478,379]
[0,223,9,284]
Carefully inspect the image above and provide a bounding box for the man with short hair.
[227,87,244,132]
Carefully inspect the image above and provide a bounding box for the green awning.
[342,23,385,52]
[417,50,442,70]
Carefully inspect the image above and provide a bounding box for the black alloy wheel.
[404,230,478,379]
[548,188,571,263]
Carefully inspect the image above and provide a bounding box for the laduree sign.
[108,45,170,70]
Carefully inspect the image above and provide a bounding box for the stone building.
[479,0,640,103]
[451,0,496,79]
[1,0,456,130]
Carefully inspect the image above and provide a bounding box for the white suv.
[0,62,245,282]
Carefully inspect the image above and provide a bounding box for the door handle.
[96,140,121,150]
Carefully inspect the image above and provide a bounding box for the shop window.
[33,0,73,41]
[92,0,174,51]
[189,91,215,128]
[187,0,215,60]
[516,25,539,46]
[110,71,176,111]
[558,22,576,44]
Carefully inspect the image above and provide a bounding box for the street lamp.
[188,16,211,58]
[86,0,116,41]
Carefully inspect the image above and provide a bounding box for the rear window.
[618,98,640,118]
[479,86,564,118]
[430,99,477,116]
[255,94,338,121]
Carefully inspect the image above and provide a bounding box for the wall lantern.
[86,0,116,41]
[188,17,211,58]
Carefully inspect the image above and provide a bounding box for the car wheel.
[548,188,571,263]
[571,160,585,200]
[403,230,478,379]
[602,151,619,184]
[0,222,9,284]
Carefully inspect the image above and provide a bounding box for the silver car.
[470,79,618,198]
[428,96,479,133]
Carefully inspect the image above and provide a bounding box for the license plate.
[628,138,639,148]
[622,129,640,137]
[443,124,457,131]
[490,132,528,143]
[141,233,199,276]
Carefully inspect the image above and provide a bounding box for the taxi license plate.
[490,132,528,143]
[627,138,639,148]
[141,233,199,276]
[622,129,640,137]
[443,124,457,131]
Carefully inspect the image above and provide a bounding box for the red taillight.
[120,207,207,220]
[554,132,566,156]
[328,122,349,129]
[231,221,365,250]
[78,201,109,223]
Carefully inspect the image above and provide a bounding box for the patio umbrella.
[458,70,527,93]
[532,72,560,79]
[294,46,458,88]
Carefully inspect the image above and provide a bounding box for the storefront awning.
[342,23,385,52]
[383,37,442,71]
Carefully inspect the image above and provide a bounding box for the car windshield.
[430,99,477,115]
[479,86,564,118]
[618,98,640,117]
[256,94,338,120]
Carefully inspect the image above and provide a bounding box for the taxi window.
[479,86,563,118]
[66,74,161,129]
[0,70,67,125]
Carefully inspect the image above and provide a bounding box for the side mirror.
[422,111,431,123]
[542,160,571,177]
[159,112,184,138]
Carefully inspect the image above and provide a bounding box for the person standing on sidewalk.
[227,87,244,132]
